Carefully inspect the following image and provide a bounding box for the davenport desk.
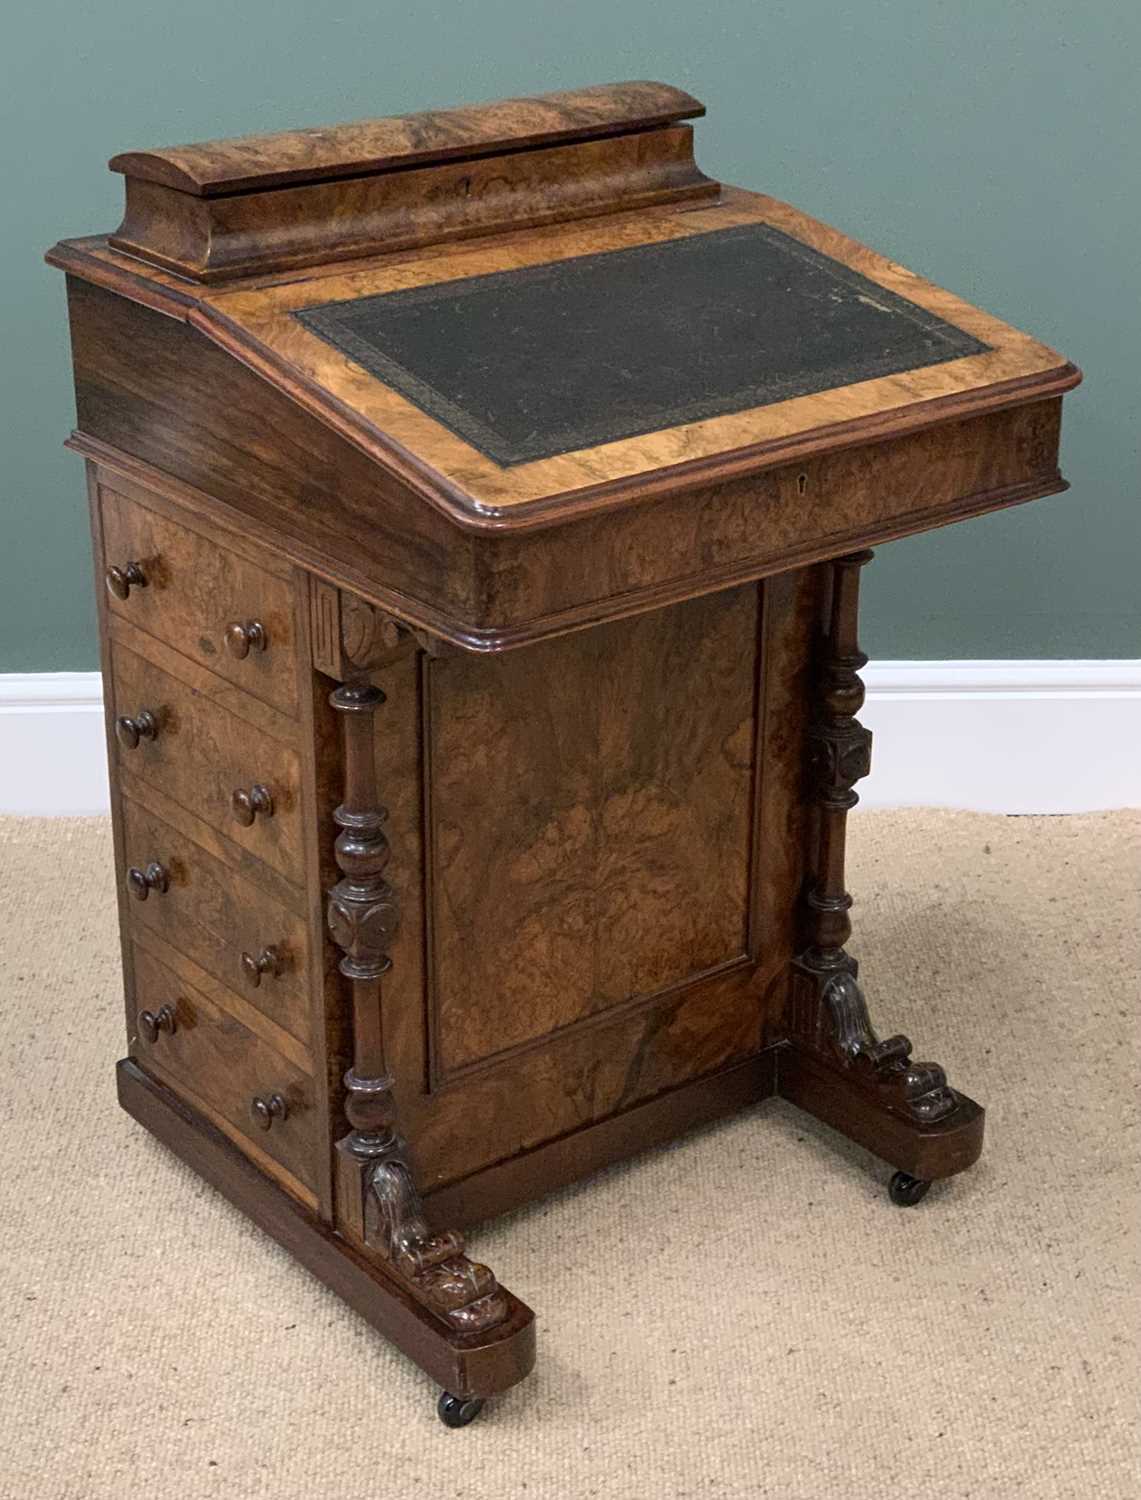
[47,82,1080,1425]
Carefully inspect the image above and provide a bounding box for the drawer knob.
[240,945,283,988]
[250,1092,288,1131]
[105,561,148,600]
[224,620,268,659]
[114,709,159,750]
[231,783,274,827]
[126,861,169,901]
[138,1004,177,1043]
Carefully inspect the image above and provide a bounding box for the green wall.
[2,1,1136,670]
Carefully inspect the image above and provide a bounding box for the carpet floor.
[0,811,1137,1500]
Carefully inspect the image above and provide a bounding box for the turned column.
[324,665,509,1333]
[788,551,958,1127]
[326,678,401,1234]
[799,550,875,984]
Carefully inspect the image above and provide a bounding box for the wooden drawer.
[110,640,304,883]
[100,484,298,715]
[121,794,313,1049]
[130,944,318,1193]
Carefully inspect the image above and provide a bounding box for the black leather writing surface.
[295,224,990,466]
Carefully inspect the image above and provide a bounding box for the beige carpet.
[1,812,1137,1500]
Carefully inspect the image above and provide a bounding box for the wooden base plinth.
[425,1049,779,1229]
[117,1060,536,1400]
[118,1040,982,1400]
[777,1043,985,1182]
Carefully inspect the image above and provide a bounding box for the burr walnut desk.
[47,81,1080,1426]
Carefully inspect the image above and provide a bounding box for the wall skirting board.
[0,662,1138,816]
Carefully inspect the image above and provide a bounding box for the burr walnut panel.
[111,127,715,283]
[425,585,761,1075]
[120,794,313,1048]
[109,641,304,883]
[130,945,318,1193]
[100,483,298,715]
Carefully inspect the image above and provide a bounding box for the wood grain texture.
[425,586,759,1074]
[367,585,807,1195]
[100,481,298,714]
[131,923,311,1075]
[120,793,313,1049]
[68,281,480,628]
[109,639,304,883]
[423,1052,778,1230]
[108,82,705,195]
[189,188,1078,518]
[110,127,716,282]
[130,945,318,1192]
[50,186,1079,527]
[64,286,1068,653]
[293,571,351,1222]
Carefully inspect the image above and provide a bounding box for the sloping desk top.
[49,81,1080,645]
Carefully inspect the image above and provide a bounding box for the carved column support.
[790,551,958,1127]
[328,676,508,1334]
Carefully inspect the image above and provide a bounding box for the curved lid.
[107,80,705,196]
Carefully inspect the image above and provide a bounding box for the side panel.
[368,575,823,1202]
[427,586,758,1076]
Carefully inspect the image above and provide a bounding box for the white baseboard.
[857,661,1140,812]
[0,673,110,815]
[0,663,1138,816]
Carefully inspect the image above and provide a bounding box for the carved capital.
[309,576,452,675]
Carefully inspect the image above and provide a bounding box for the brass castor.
[888,1171,932,1207]
[437,1390,485,1428]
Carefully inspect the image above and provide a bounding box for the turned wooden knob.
[240,945,283,988]
[114,709,159,750]
[224,620,267,659]
[105,561,147,600]
[250,1093,288,1131]
[138,1004,177,1043]
[126,861,169,901]
[231,783,274,827]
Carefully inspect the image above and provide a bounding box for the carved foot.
[820,970,958,1124]
[369,1155,509,1333]
[782,956,984,1183]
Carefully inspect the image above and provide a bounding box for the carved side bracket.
[327,677,508,1333]
[789,551,959,1127]
[311,578,453,679]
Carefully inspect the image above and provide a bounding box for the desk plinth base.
[116,1059,537,1406]
[118,1035,982,1411]
[778,1045,985,1184]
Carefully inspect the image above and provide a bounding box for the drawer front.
[110,641,304,883]
[131,945,318,1191]
[121,795,313,1048]
[100,485,298,715]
